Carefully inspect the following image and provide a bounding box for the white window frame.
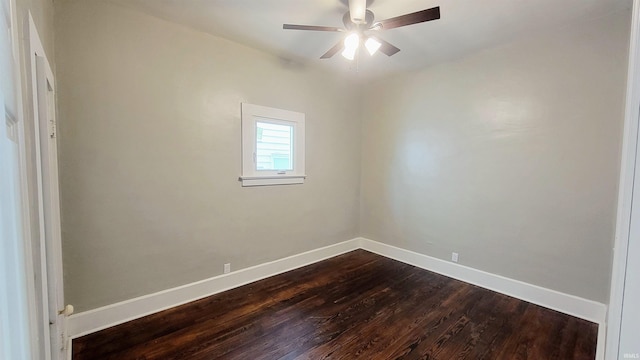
[240,103,305,186]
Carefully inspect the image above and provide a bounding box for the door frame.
[24,12,66,360]
[606,0,640,358]
[36,52,66,360]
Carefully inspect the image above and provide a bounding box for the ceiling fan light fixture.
[283,6,441,61]
[344,32,360,49]
[349,0,367,24]
[365,37,381,55]
[341,46,357,60]
[342,32,360,60]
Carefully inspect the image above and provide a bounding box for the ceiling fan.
[283,0,440,60]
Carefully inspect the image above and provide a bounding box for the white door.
[0,104,32,360]
[1,0,35,359]
[618,105,640,358]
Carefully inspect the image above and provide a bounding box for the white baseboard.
[359,238,607,325]
[68,236,607,360]
[67,238,361,338]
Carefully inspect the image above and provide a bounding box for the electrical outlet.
[451,252,459,263]
[223,263,231,274]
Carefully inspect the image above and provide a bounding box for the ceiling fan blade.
[320,40,345,59]
[376,37,401,56]
[378,7,440,30]
[283,24,343,32]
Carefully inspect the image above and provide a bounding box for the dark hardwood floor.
[72,250,597,360]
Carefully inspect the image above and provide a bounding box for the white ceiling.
[111,0,631,76]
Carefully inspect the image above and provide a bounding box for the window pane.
[256,121,293,171]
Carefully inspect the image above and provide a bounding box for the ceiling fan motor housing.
[343,10,375,31]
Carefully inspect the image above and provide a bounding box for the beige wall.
[55,0,361,311]
[360,11,630,303]
[55,0,630,312]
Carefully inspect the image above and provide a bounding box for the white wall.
[360,11,630,303]
[54,0,361,312]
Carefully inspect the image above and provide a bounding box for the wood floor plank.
[73,250,598,360]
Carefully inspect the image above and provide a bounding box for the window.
[240,103,305,186]
[256,121,293,171]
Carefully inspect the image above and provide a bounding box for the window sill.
[239,175,306,187]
